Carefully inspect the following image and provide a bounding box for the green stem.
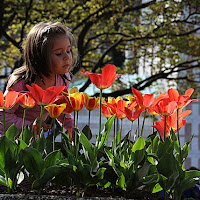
[22,108,27,132]
[119,119,123,143]
[74,110,76,127]
[75,111,79,146]
[98,89,102,137]
[137,118,140,137]
[61,113,66,143]
[177,109,182,161]
[76,111,79,128]
[88,110,91,128]
[141,110,146,137]
[62,113,66,133]
[119,119,123,159]
[3,109,5,135]
[114,118,116,138]
[130,121,133,140]
[39,105,45,135]
[152,115,155,135]
[52,118,55,151]
[164,115,167,141]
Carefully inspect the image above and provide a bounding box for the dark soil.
[0,184,163,200]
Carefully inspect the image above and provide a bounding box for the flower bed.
[0,64,200,200]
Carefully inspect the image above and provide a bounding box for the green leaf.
[32,165,65,190]
[20,147,45,179]
[5,124,18,141]
[82,125,92,140]
[175,170,200,194]
[117,173,126,191]
[0,136,17,171]
[44,150,63,168]
[98,114,115,149]
[95,167,106,180]
[152,183,163,193]
[0,175,7,187]
[132,137,145,153]
[78,130,97,169]
[19,126,33,144]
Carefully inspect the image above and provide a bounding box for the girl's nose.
[64,52,69,60]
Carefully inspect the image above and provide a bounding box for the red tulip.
[153,109,191,139]
[154,98,177,116]
[81,64,120,90]
[100,103,112,118]
[26,83,65,106]
[0,90,21,109]
[124,101,143,121]
[107,99,127,119]
[18,93,36,108]
[168,88,197,109]
[153,118,171,139]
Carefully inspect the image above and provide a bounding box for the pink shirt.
[0,72,73,136]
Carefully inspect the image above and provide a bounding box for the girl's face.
[50,34,73,76]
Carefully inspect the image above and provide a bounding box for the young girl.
[0,21,77,136]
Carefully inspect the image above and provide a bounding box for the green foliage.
[0,118,198,199]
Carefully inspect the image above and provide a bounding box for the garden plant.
[0,64,200,200]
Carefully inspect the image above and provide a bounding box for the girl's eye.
[56,53,62,56]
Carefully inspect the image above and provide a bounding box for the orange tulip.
[81,64,120,90]
[26,83,65,106]
[153,109,191,139]
[167,109,192,132]
[107,99,127,119]
[124,101,143,122]
[18,93,36,108]
[168,88,197,109]
[83,93,99,111]
[44,103,66,119]
[69,92,84,111]
[100,103,112,118]
[0,90,21,110]
[153,118,171,139]
[154,98,177,116]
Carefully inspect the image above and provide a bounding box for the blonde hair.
[8,21,77,87]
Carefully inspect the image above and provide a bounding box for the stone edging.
[0,194,131,200]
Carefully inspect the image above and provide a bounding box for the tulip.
[168,88,197,109]
[0,90,20,110]
[44,103,66,119]
[81,64,121,137]
[68,91,84,146]
[81,64,120,90]
[100,103,112,119]
[44,103,66,151]
[84,93,99,111]
[84,93,99,128]
[26,83,65,134]
[55,95,74,115]
[0,90,21,134]
[69,92,84,112]
[154,98,177,117]
[153,118,171,140]
[18,93,36,131]
[26,83,65,106]
[18,93,36,109]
